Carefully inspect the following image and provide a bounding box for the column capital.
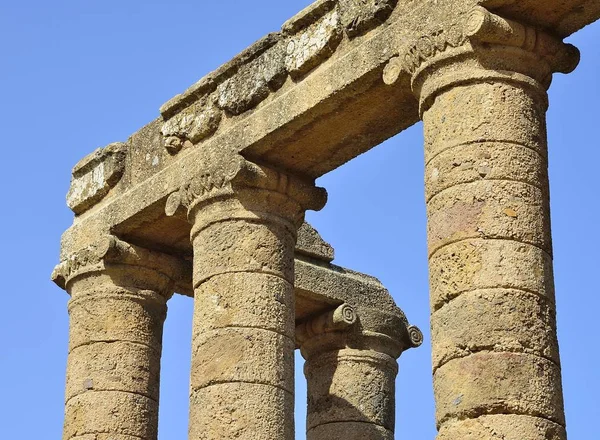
[296,303,423,360]
[165,151,327,237]
[51,235,186,296]
[383,6,580,115]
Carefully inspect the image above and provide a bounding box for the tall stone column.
[297,304,422,440]
[52,237,183,440]
[394,7,580,439]
[165,157,326,440]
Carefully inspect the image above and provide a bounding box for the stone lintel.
[59,0,600,263]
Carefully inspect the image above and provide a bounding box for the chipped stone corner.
[339,0,399,38]
[66,142,127,215]
[284,6,343,79]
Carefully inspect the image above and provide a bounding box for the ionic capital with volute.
[383,6,580,115]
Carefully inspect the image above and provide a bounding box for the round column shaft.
[424,79,566,438]
[305,348,398,440]
[298,305,420,440]
[53,239,176,440]
[178,160,326,440]
[406,9,580,439]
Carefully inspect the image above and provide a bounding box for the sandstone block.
[192,219,295,286]
[67,294,166,351]
[193,273,294,338]
[307,422,394,440]
[437,414,566,440]
[434,352,565,426]
[425,141,547,202]
[427,180,551,256]
[65,341,160,402]
[217,40,286,115]
[338,0,398,38]
[190,327,295,393]
[161,99,222,151]
[431,288,559,370]
[285,8,342,78]
[423,82,547,163]
[305,349,397,431]
[69,435,152,440]
[429,239,555,311]
[64,391,158,439]
[189,383,293,440]
[67,143,127,215]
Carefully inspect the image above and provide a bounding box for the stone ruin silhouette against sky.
[52,0,600,439]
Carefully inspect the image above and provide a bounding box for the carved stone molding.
[165,152,327,223]
[296,301,422,359]
[284,7,343,79]
[217,39,287,116]
[159,0,401,156]
[52,235,189,291]
[165,152,243,216]
[161,99,222,155]
[296,303,358,346]
[339,0,398,38]
[66,142,127,215]
[383,6,580,114]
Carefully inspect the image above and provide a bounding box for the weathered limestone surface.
[167,152,327,439]
[297,304,422,440]
[53,0,600,439]
[52,238,182,440]
[386,6,579,438]
[58,0,600,264]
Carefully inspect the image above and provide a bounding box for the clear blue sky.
[1,1,598,438]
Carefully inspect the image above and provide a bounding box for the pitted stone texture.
[296,222,335,262]
[307,422,393,440]
[70,435,152,440]
[217,39,286,115]
[193,273,294,337]
[64,391,158,440]
[419,53,567,438]
[434,352,565,426]
[161,99,221,149]
[67,292,166,351]
[192,219,295,287]
[282,0,337,35]
[190,327,295,393]
[437,414,567,440]
[189,383,293,440]
[425,142,548,202]
[188,181,305,440]
[65,341,161,402]
[63,268,169,440]
[67,143,127,215]
[423,83,548,164]
[305,349,397,431]
[431,289,559,370]
[285,8,342,78]
[53,3,599,440]
[338,0,398,38]
[427,180,552,256]
[429,239,555,311]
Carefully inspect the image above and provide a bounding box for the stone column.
[166,157,326,440]
[52,237,183,440]
[399,7,580,440]
[297,304,422,440]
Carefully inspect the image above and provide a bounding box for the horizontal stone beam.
[59,0,600,258]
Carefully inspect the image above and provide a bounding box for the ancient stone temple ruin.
[52,0,600,438]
